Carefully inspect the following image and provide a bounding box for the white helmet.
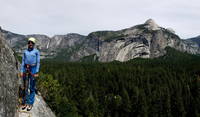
[28,37,36,44]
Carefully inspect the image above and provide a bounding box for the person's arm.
[35,50,40,74]
[20,52,25,77]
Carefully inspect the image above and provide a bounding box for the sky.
[0,0,199,39]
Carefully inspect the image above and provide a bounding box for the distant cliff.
[186,35,200,46]
[1,19,200,62]
[77,19,200,62]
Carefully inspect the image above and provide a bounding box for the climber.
[20,37,40,111]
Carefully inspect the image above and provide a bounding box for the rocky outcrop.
[144,19,160,31]
[0,29,19,117]
[166,28,175,34]
[17,95,56,117]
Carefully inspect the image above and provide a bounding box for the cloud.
[0,0,199,38]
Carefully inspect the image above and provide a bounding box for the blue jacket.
[20,48,40,73]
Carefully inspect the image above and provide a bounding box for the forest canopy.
[37,47,200,117]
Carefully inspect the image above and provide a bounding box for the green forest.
[37,47,200,117]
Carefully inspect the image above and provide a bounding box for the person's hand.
[34,74,39,77]
[20,73,24,78]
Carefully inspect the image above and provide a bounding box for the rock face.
[80,19,200,62]
[0,29,19,117]
[98,36,150,62]
[1,19,200,62]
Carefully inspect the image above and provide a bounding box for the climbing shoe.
[27,105,33,111]
[21,105,27,110]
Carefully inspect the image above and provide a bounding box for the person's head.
[28,37,36,50]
